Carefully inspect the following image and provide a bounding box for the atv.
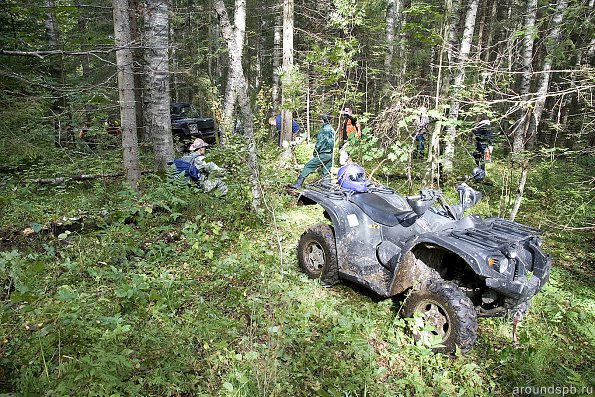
[295,164,551,353]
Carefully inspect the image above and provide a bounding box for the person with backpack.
[339,106,361,165]
[288,114,335,189]
[414,106,429,157]
[169,138,228,195]
[471,114,493,170]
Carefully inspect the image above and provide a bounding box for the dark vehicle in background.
[170,102,216,145]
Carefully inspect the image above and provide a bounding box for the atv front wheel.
[403,278,478,353]
[297,224,338,285]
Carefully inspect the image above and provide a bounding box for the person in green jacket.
[289,114,335,189]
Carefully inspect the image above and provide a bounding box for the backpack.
[168,159,201,181]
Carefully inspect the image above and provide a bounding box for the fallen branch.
[31,170,152,185]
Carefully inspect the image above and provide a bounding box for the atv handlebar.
[407,189,442,202]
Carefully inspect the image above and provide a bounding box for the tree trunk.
[280,0,294,153]
[45,0,66,146]
[272,8,282,111]
[443,0,479,176]
[129,0,146,142]
[113,0,141,189]
[512,0,537,153]
[214,0,262,211]
[481,0,497,64]
[217,0,246,142]
[509,160,529,221]
[384,0,397,84]
[527,0,568,145]
[144,0,174,172]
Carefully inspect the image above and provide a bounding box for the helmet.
[337,163,367,192]
[189,138,209,151]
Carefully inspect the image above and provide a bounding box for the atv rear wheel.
[297,224,338,285]
[403,278,477,353]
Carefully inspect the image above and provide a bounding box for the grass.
[0,136,593,396]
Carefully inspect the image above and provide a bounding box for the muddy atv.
[296,175,551,353]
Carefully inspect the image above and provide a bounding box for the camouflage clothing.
[175,152,228,195]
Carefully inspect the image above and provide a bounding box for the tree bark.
[512,0,538,153]
[527,0,568,145]
[45,0,67,146]
[129,0,146,142]
[144,0,174,172]
[214,0,262,211]
[272,7,282,112]
[280,0,294,152]
[113,0,141,189]
[216,0,246,142]
[384,0,397,85]
[443,0,479,176]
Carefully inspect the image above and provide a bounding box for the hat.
[321,114,332,124]
[189,138,209,151]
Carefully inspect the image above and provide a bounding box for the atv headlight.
[487,256,509,274]
[189,124,198,133]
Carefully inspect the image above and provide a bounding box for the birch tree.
[443,0,479,176]
[217,0,246,143]
[213,0,262,211]
[272,10,282,111]
[280,0,294,152]
[510,0,568,221]
[113,0,141,188]
[512,0,538,153]
[144,0,173,172]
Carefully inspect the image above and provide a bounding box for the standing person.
[170,138,228,195]
[339,106,361,165]
[471,114,493,170]
[288,114,335,189]
[414,106,429,157]
[268,114,300,146]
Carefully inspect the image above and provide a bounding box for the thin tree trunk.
[481,0,497,64]
[509,160,529,221]
[144,0,173,172]
[444,0,479,176]
[527,0,568,145]
[512,0,537,153]
[280,0,294,153]
[113,0,141,189]
[129,0,146,142]
[384,0,397,84]
[272,8,282,111]
[45,0,65,145]
[214,0,262,210]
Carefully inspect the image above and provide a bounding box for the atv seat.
[349,192,415,227]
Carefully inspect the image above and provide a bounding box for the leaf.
[222,382,234,391]
[57,285,78,301]
[30,222,43,233]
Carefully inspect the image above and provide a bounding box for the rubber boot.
[288,176,305,189]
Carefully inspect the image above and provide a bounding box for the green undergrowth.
[1,142,593,396]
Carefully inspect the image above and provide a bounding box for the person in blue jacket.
[269,114,300,146]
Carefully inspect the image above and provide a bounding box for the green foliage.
[1,123,593,396]
[276,65,306,113]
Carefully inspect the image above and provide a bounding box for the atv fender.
[298,190,385,285]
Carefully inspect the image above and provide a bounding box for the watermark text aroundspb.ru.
[513,385,593,396]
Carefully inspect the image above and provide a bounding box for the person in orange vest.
[339,106,361,165]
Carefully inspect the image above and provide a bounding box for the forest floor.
[0,135,593,396]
